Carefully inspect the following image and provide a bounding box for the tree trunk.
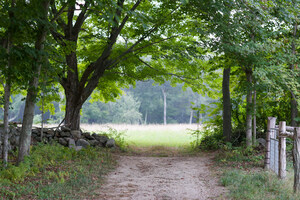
[144,110,148,125]
[17,0,50,164]
[246,69,253,147]
[291,22,298,126]
[292,98,298,127]
[162,87,167,125]
[2,0,14,166]
[2,82,11,167]
[222,67,232,142]
[253,88,257,145]
[40,93,44,141]
[189,110,193,124]
[64,94,82,130]
[62,48,85,130]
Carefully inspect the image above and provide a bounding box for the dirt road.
[95,153,227,200]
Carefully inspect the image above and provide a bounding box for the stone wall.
[0,125,116,155]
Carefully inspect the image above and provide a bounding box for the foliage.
[95,127,128,151]
[188,114,225,150]
[82,92,142,124]
[130,80,212,124]
[216,144,264,168]
[217,141,297,199]
[0,143,115,199]
[197,126,224,150]
[221,170,298,200]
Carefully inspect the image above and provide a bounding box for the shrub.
[97,127,128,151]
[198,127,224,150]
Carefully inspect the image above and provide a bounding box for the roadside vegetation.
[215,145,298,200]
[0,143,115,199]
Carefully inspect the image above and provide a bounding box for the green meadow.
[80,124,200,147]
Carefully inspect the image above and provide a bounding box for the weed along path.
[95,152,227,200]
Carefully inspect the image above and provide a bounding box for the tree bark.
[64,92,82,130]
[3,82,11,167]
[222,67,232,142]
[291,22,298,126]
[245,68,253,147]
[253,88,257,145]
[2,0,14,166]
[162,87,167,125]
[17,0,50,164]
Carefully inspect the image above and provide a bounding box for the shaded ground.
[95,151,227,200]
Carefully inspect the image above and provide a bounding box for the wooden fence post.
[294,127,300,193]
[265,117,276,170]
[279,121,286,179]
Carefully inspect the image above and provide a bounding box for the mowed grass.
[80,124,200,147]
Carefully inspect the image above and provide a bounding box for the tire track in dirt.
[94,153,227,200]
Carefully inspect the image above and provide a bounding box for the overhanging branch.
[137,57,198,83]
[108,35,181,70]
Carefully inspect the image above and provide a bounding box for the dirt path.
[95,153,227,200]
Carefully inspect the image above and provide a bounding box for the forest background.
[0,0,300,163]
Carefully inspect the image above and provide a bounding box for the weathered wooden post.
[293,127,300,193]
[265,117,276,170]
[279,121,286,179]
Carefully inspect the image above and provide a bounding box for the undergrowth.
[85,126,128,151]
[216,144,297,200]
[0,143,115,199]
[216,144,264,169]
[221,170,298,200]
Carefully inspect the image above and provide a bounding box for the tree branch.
[79,0,143,93]
[137,57,198,82]
[50,2,68,23]
[50,0,66,29]
[108,35,180,69]
[72,2,90,36]
[66,3,75,37]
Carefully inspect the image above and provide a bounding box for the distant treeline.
[0,81,214,125]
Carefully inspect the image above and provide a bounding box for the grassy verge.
[0,143,115,199]
[216,145,298,200]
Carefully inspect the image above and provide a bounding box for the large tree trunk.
[2,82,11,167]
[64,92,83,130]
[3,0,14,166]
[17,0,50,164]
[291,22,298,126]
[222,67,232,142]
[162,87,167,125]
[246,69,253,147]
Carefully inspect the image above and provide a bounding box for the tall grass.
[221,169,298,200]
[80,124,200,147]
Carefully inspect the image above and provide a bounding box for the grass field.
[80,124,200,147]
